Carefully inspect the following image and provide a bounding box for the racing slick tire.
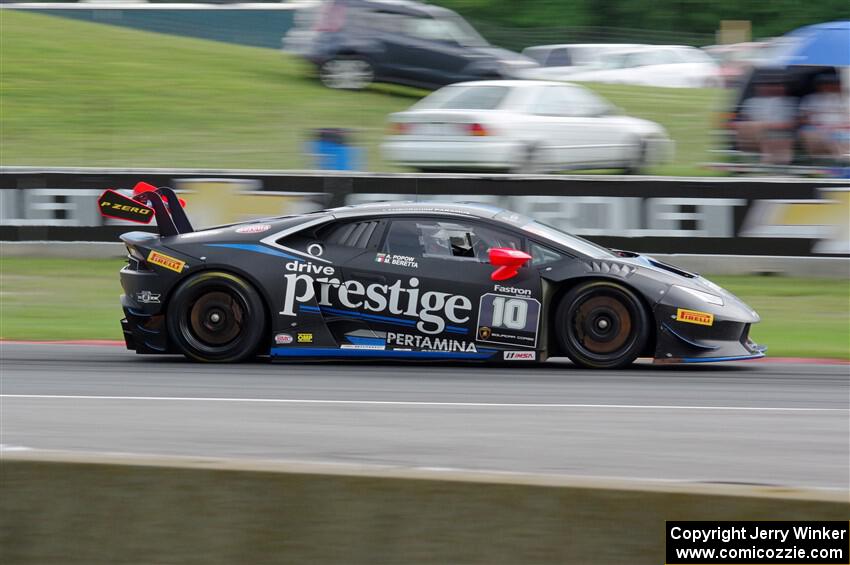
[555,280,650,369]
[318,57,374,90]
[623,138,647,174]
[511,144,544,174]
[166,271,267,363]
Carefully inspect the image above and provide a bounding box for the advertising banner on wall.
[1,169,847,256]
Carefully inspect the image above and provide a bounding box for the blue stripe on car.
[347,336,387,347]
[680,353,765,363]
[205,243,302,261]
[271,347,496,360]
[298,305,468,335]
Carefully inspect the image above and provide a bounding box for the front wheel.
[167,271,267,362]
[555,281,650,369]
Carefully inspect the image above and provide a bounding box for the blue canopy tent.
[768,20,850,67]
[722,21,850,175]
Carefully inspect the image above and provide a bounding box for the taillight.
[125,245,152,271]
[388,122,410,135]
[314,1,346,32]
[467,123,489,136]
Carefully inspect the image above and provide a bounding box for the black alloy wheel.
[318,57,374,90]
[556,280,650,369]
[167,271,266,362]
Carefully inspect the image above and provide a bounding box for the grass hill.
[1,10,720,174]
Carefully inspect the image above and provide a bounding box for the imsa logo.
[676,308,714,326]
[504,351,536,361]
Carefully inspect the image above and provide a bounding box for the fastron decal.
[387,332,477,352]
[279,273,472,335]
[493,284,532,296]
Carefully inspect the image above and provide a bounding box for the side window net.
[385,220,522,262]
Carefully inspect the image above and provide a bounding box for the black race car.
[98,184,766,369]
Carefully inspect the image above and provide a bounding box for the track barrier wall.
[2,168,848,269]
[1,452,848,564]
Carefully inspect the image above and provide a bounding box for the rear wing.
[97,182,193,237]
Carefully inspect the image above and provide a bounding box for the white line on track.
[1,394,846,412]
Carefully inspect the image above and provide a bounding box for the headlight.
[697,277,725,294]
[674,285,724,306]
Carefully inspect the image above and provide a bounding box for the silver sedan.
[382,80,673,173]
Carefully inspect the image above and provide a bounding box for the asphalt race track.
[2,343,848,489]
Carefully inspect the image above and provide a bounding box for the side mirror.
[489,248,532,281]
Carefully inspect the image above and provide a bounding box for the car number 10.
[491,296,528,330]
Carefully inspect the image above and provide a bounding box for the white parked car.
[567,45,722,88]
[518,43,646,80]
[382,80,673,173]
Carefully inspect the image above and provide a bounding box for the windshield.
[522,221,615,259]
[413,85,511,110]
[442,14,488,47]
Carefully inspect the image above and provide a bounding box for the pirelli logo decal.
[147,251,185,273]
[676,308,714,326]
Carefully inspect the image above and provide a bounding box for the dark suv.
[283,0,536,90]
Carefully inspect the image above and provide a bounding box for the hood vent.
[647,259,696,279]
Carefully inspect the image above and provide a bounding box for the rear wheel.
[511,144,544,174]
[555,281,650,369]
[623,138,647,174]
[167,271,266,362]
[319,57,374,90]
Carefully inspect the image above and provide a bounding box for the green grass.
[1,10,722,175]
[0,258,125,340]
[1,258,847,358]
[710,276,850,360]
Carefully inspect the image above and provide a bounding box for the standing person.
[799,74,850,163]
[735,74,797,165]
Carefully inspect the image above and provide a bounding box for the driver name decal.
[375,253,419,269]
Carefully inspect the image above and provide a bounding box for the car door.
[272,218,389,349]
[390,15,475,87]
[529,85,625,168]
[342,216,544,354]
